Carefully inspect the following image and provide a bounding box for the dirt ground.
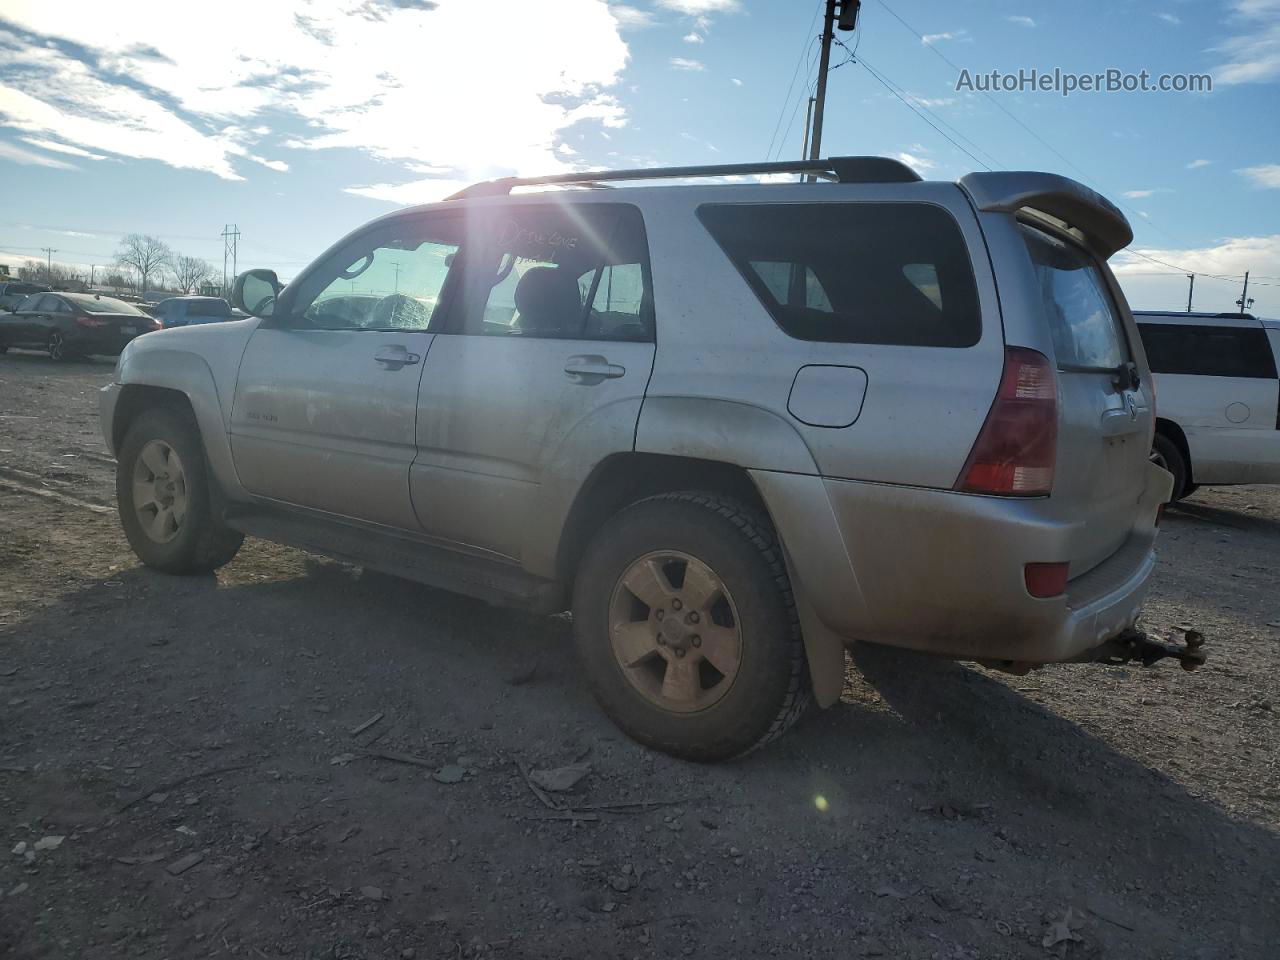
[0,348,1277,960]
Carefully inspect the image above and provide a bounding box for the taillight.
[75,316,108,328]
[958,346,1057,496]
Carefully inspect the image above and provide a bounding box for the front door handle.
[564,354,625,383]
[374,345,421,369]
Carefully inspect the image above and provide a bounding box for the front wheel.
[116,407,244,574]
[573,492,811,762]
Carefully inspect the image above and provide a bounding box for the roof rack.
[444,156,922,200]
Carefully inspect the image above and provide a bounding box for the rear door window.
[697,202,980,347]
[1138,323,1277,379]
[465,204,653,342]
[1021,224,1129,370]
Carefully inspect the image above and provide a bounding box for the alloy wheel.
[607,550,744,713]
[131,439,188,544]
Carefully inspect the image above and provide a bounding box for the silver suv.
[100,156,1172,761]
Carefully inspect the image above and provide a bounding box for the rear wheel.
[47,332,68,362]
[573,492,810,762]
[1151,433,1189,501]
[116,407,244,573]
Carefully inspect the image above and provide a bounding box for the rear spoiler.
[958,172,1133,259]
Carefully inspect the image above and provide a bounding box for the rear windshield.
[65,294,147,315]
[1022,224,1129,370]
[697,202,981,347]
[186,299,232,317]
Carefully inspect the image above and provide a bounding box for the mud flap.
[793,582,847,708]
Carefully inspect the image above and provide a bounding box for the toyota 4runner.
[100,156,1176,761]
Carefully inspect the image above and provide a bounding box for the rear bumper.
[752,461,1172,665]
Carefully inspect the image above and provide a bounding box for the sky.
[0,0,1278,314]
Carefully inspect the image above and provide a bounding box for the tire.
[116,407,244,574]
[573,492,811,762]
[47,332,68,362]
[1151,433,1188,501]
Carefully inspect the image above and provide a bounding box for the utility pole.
[800,95,816,162]
[1236,271,1250,315]
[808,0,860,165]
[391,261,402,294]
[1186,274,1194,312]
[90,264,98,288]
[221,224,241,297]
[40,247,56,283]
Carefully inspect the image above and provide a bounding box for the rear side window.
[697,202,980,347]
[1022,224,1129,370]
[1138,323,1277,379]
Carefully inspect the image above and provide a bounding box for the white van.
[1135,311,1280,499]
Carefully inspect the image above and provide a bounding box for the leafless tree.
[115,234,172,297]
[169,254,215,295]
[17,258,74,286]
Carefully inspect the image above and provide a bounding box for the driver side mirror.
[231,269,282,318]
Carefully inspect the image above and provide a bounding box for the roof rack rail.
[444,156,921,200]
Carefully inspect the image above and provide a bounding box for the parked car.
[100,157,1176,760]
[154,296,235,328]
[0,281,50,312]
[0,292,159,360]
[1135,310,1280,499]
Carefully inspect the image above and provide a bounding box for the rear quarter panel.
[635,182,1004,489]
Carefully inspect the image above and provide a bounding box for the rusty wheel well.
[1154,417,1193,484]
[556,453,771,582]
[112,385,196,453]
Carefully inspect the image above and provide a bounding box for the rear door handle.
[374,345,420,368]
[564,354,625,383]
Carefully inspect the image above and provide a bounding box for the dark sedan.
[0,292,160,361]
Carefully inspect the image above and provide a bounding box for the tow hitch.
[1093,627,1207,671]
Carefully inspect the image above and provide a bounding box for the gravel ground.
[1,348,1277,960]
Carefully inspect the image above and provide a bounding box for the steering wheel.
[367,293,429,330]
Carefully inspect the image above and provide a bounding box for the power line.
[855,58,992,170]
[850,47,1003,170]
[872,0,1193,250]
[766,1,824,162]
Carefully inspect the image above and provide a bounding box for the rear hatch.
[960,172,1153,579]
[1020,220,1153,574]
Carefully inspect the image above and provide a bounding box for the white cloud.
[1187,158,1213,169]
[608,3,656,29]
[683,31,704,43]
[731,77,743,86]
[17,136,106,160]
[1212,0,1280,84]
[1112,235,1280,315]
[669,57,706,71]
[656,0,740,13]
[922,30,969,44]
[1157,12,1181,25]
[0,139,77,169]
[1006,16,1036,27]
[1122,189,1157,198]
[0,0,630,194]
[910,94,956,108]
[250,156,290,173]
[1238,164,1280,188]
[895,151,935,172]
